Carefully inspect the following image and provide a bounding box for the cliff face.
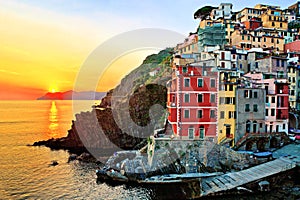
[34,49,173,158]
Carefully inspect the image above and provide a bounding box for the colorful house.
[167,58,219,140]
[218,69,241,147]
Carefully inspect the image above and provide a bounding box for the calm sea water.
[1,101,296,200]
[0,101,153,199]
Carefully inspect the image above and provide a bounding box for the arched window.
[246,120,251,133]
[253,121,257,133]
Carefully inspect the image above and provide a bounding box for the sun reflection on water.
[49,101,58,137]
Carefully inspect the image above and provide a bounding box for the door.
[226,126,231,137]
[199,126,205,139]
[188,128,194,140]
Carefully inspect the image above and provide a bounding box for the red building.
[242,17,262,30]
[167,58,219,140]
[275,81,289,121]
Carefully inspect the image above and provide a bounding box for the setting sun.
[49,85,58,93]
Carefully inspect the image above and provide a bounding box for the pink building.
[285,40,300,53]
[245,72,289,134]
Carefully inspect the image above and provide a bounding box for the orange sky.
[0,1,159,99]
[0,0,290,100]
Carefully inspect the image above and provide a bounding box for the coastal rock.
[33,49,172,162]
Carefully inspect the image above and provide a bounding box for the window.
[244,90,248,98]
[228,111,236,119]
[225,97,235,104]
[220,111,225,119]
[281,60,285,67]
[255,62,258,68]
[253,121,257,133]
[240,64,243,69]
[197,110,203,118]
[221,52,225,60]
[244,90,252,98]
[254,91,258,98]
[184,93,190,103]
[229,85,233,91]
[272,97,275,103]
[198,78,203,87]
[184,110,190,118]
[264,37,266,42]
[220,97,225,104]
[210,94,216,103]
[266,109,268,116]
[271,109,275,116]
[276,59,280,67]
[253,104,258,112]
[246,120,251,133]
[283,123,286,130]
[221,62,225,68]
[183,67,187,73]
[247,35,250,40]
[210,110,215,118]
[245,104,250,112]
[184,78,190,87]
[198,94,203,103]
[210,79,216,88]
[188,128,194,139]
[266,96,269,103]
[291,90,295,96]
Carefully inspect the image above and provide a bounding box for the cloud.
[0,69,20,76]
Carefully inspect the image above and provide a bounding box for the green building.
[198,24,226,52]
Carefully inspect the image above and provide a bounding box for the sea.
[0,101,298,200]
[0,100,153,200]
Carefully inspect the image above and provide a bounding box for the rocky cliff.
[34,48,173,159]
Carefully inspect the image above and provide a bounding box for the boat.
[253,152,272,158]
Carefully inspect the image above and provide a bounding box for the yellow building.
[231,29,285,52]
[236,7,263,22]
[260,9,288,29]
[174,34,198,55]
[218,69,240,147]
[254,4,280,10]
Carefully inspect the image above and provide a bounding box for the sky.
[0,0,296,99]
